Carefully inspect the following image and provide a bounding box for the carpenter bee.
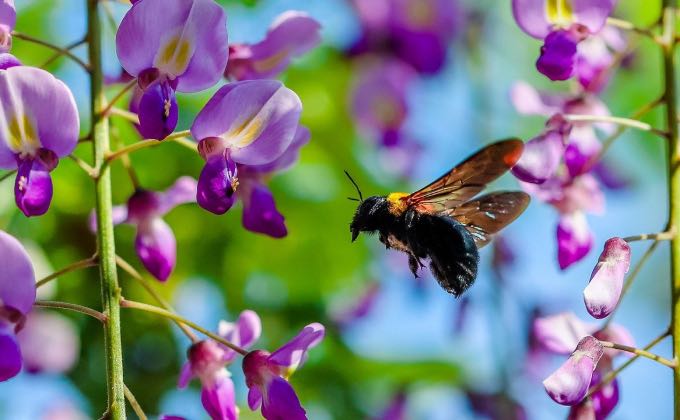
[349,139,530,296]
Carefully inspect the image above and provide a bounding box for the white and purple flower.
[583,237,631,319]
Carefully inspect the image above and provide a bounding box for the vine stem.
[120,298,248,356]
[562,114,667,137]
[661,0,680,416]
[36,254,98,288]
[0,170,16,183]
[123,385,147,420]
[88,0,127,417]
[623,230,676,242]
[599,341,676,368]
[35,300,107,322]
[12,31,90,71]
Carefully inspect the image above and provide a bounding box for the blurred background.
[0,0,673,418]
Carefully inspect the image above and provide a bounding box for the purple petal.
[512,0,553,39]
[509,81,567,116]
[594,324,635,359]
[511,129,565,184]
[116,0,228,92]
[0,66,79,168]
[14,152,56,217]
[568,399,596,420]
[89,205,129,232]
[251,125,310,173]
[197,154,238,215]
[248,385,263,410]
[390,31,448,74]
[191,80,302,166]
[592,161,630,190]
[555,174,605,215]
[188,340,227,385]
[533,312,597,355]
[543,336,604,405]
[536,28,583,81]
[16,311,79,374]
[135,218,176,282]
[138,80,178,140]
[557,212,593,270]
[378,391,407,420]
[0,1,15,54]
[589,371,619,419]
[269,323,325,372]
[564,127,602,177]
[177,361,194,389]
[158,176,198,215]
[0,325,21,381]
[570,0,617,34]
[261,376,307,420]
[218,309,261,358]
[584,238,630,319]
[226,11,321,81]
[201,374,237,420]
[0,53,20,69]
[0,231,35,315]
[242,182,287,238]
[127,189,162,223]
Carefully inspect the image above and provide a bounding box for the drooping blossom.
[0,230,36,381]
[0,66,79,216]
[190,80,302,216]
[226,11,321,81]
[512,0,618,81]
[511,114,571,184]
[543,336,604,405]
[116,0,228,140]
[350,0,460,74]
[179,310,261,420]
[16,311,79,374]
[574,26,627,93]
[0,1,15,53]
[90,177,197,281]
[243,323,325,420]
[583,237,631,319]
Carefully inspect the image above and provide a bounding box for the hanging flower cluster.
[0,0,15,54]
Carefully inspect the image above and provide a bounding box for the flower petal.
[509,81,567,116]
[536,28,581,81]
[543,336,604,405]
[261,376,307,420]
[269,322,325,372]
[0,53,20,70]
[191,80,302,166]
[14,153,55,217]
[564,126,601,177]
[557,212,593,270]
[512,0,553,39]
[248,384,263,410]
[177,361,194,389]
[135,218,176,282]
[197,154,238,215]
[201,374,237,420]
[533,312,597,354]
[0,230,35,315]
[511,128,565,184]
[242,182,287,238]
[218,309,261,356]
[138,80,178,140]
[0,66,79,167]
[594,324,635,358]
[116,0,228,92]
[158,176,198,215]
[16,311,79,374]
[571,0,617,34]
[589,370,619,418]
[251,125,310,173]
[584,237,630,319]
[0,325,21,381]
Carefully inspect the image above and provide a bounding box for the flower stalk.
[88,0,127,417]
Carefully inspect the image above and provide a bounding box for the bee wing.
[407,139,524,214]
[443,191,530,247]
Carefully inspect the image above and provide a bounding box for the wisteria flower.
[190,80,302,215]
[543,336,604,405]
[179,310,261,420]
[575,26,627,92]
[16,311,79,374]
[583,237,631,319]
[0,0,15,53]
[0,66,79,216]
[116,0,228,140]
[512,0,617,81]
[533,311,597,355]
[226,11,321,81]
[0,230,36,381]
[91,177,197,281]
[511,115,570,184]
[243,323,325,420]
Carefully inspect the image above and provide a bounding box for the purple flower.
[98,177,197,281]
[0,52,20,69]
[575,27,627,92]
[511,116,570,184]
[191,80,302,215]
[16,311,79,374]
[533,312,597,355]
[0,66,79,217]
[512,0,617,81]
[116,0,228,139]
[543,336,604,405]
[583,237,631,319]
[243,323,325,420]
[179,310,261,420]
[557,212,593,270]
[226,11,321,81]
[0,230,36,381]
[0,0,15,53]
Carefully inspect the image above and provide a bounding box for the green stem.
[562,113,667,137]
[35,300,107,322]
[599,340,676,368]
[39,37,86,68]
[101,79,138,117]
[88,0,126,417]
[623,230,676,242]
[123,385,147,420]
[36,254,98,288]
[12,31,90,71]
[661,0,680,416]
[0,170,16,183]
[120,299,248,355]
[606,17,661,43]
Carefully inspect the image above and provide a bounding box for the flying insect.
[349,139,530,296]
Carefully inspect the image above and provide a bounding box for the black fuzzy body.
[350,196,479,296]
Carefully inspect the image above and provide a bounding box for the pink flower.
[543,336,604,405]
[584,237,631,319]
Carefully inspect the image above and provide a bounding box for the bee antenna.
[347,197,360,202]
[344,170,364,202]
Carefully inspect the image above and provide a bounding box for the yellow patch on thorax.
[387,192,409,216]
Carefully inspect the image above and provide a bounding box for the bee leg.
[379,232,391,249]
[408,254,420,278]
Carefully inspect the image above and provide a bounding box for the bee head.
[350,196,388,242]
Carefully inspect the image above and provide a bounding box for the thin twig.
[68,154,97,177]
[120,298,247,355]
[0,170,16,183]
[36,254,99,288]
[112,135,140,189]
[39,38,86,68]
[101,79,138,118]
[597,96,664,158]
[563,114,667,137]
[35,300,107,323]
[623,230,676,242]
[110,107,139,124]
[599,340,675,368]
[123,385,147,420]
[116,255,198,342]
[606,17,662,43]
[105,130,193,163]
[12,31,90,71]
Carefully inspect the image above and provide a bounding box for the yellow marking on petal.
[387,192,409,216]
[546,0,573,27]
[155,34,193,76]
[226,116,265,148]
[253,49,291,74]
[7,113,40,155]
